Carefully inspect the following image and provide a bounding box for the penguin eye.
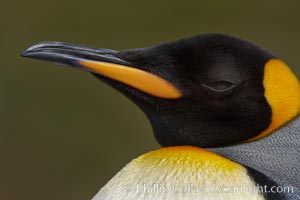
[202,81,236,92]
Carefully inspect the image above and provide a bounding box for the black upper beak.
[21,41,129,68]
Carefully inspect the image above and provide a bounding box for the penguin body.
[22,34,300,200]
[92,117,300,200]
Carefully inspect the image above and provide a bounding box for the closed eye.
[202,81,236,92]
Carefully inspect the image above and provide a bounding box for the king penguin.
[22,34,300,200]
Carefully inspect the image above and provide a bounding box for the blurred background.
[1,0,300,199]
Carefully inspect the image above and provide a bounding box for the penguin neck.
[209,114,300,199]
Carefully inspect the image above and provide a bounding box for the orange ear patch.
[247,59,300,142]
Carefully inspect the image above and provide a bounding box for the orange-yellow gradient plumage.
[93,146,264,200]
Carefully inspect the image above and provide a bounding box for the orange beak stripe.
[79,60,182,99]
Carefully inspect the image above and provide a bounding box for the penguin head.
[22,34,300,147]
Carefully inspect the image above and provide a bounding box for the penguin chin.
[144,100,272,148]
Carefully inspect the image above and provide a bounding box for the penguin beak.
[21,42,182,99]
